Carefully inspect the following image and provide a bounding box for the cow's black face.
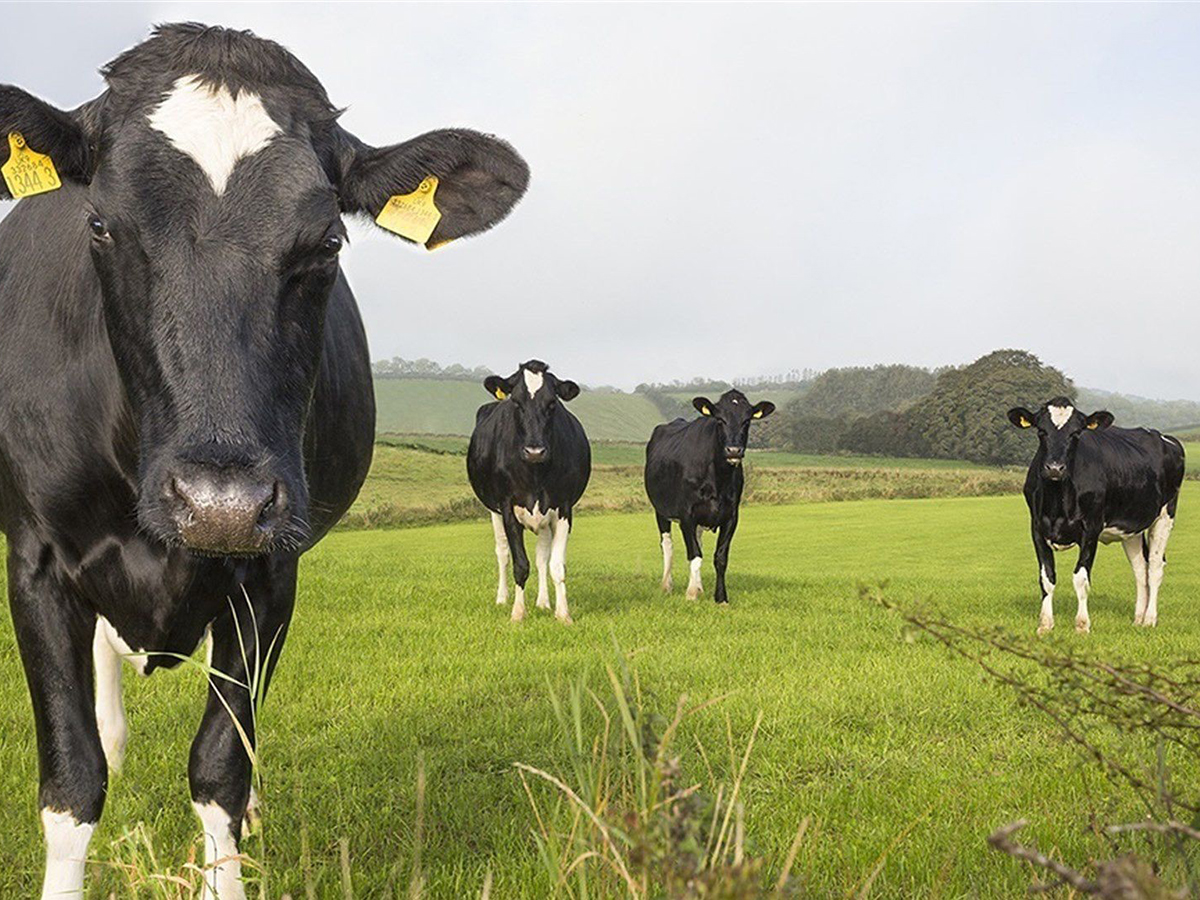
[87,128,344,555]
[693,391,775,465]
[1008,398,1114,481]
[484,360,580,465]
[0,25,530,556]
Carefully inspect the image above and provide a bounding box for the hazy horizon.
[4,3,1200,401]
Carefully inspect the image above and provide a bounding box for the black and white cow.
[0,24,527,899]
[1008,398,1185,634]
[644,390,775,604]
[467,361,590,624]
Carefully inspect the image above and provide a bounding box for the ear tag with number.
[375,175,442,245]
[2,132,62,199]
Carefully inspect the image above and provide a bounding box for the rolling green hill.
[374,379,666,442]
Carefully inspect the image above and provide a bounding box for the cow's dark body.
[467,361,589,623]
[1010,398,1185,633]
[644,390,774,604]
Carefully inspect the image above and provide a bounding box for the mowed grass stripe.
[1,487,1197,896]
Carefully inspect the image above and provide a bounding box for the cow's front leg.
[1033,527,1056,634]
[9,548,105,900]
[535,525,552,610]
[490,512,510,605]
[681,517,704,600]
[502,509,530,622]
[656,514,674,593]
[190,559,296,900]
[713,513,738,605]
[549,511,573,624]
[1073,534,1100,634]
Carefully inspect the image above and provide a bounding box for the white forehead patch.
[523,369,545,396]
[1048,404,1075,429]
[147,75,282,196]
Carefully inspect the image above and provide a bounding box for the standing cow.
[467,361,590,624]
[0,24,527,899]
[645,390,775,604]
[1008,398,1185,634]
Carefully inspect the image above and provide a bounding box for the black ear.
[556,380,580,402]
[751,401,775,420]
[1008,407,1035,429]
[1085,410,1114,431]
[0,86,93,200]
[693,397,714,416]
[333,126,528,248]
[484,375,514,401]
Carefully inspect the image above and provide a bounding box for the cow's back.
[1074,426,1185,525]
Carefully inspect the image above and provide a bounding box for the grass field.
[2,485,1198,896]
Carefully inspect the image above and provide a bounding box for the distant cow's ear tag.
[1019,417,1032,428]
[701,406,711,416]
[494,387,507,400]
[752,409,764,419]
[1086,420,1099,430]
[375,176,442,245]
[2,132,62,199]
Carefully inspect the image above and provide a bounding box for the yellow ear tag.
[1020,417,1032,428]
[2,132,62,199]
[753,410,763,419]
[1086,421,1098,430]
[375,175,442,245]
[701,406,711,416]
[493,388,507,400]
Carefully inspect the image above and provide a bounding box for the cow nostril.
[257,481,287,526]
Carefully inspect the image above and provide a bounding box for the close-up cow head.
[1007,397,1114,481]
[0,24,529,556]
[484,360,579,464]
[693,390,775,465]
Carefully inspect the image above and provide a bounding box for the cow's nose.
[725,446,745,461]
[522,446,548,463]
[169,472,286,555]
[1043,462,1067,480]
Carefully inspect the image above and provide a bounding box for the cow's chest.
[1040,514,1083,551]
[513,501,559,533]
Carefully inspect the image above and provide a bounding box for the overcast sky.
[4,3,1200,398]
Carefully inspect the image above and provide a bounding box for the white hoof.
[1037,616,1054,636]
[536,593,551,610]
[686,585,703,601]
[556,612,573,626]
[661,577,673,594]
[495,592,508,605]
[1075,616,1091,634]
[511,604,526,623]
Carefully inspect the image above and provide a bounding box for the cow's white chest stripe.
[148,75,282,196]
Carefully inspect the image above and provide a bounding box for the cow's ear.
[484,375,512,400]
[556,380,580,402]
[1085,410,1114,431]
[751,401,775,420]
[332,125,528,248]
[1008,407,1035,429]
[0,86,94,200]
[693,397,714,417]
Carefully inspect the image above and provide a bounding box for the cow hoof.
[536,594,551,610]
[1037,618,1054,636]
[686,586,703,601]
[511,606,526,623]
[1075,616,1090,634]
[661,578,673,593]
[495,594,508,606]
[556,613,573,626]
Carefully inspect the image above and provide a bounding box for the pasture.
[2,475,1198,896]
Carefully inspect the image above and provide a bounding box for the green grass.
[3,486,1198,896]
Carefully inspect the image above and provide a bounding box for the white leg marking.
[660,532,674,593]
[491,513,509,605]
[1038,565,1055,634]
[512,584,526,622]
[687,555,704,601]
[96,616,149,676]
[1123,536,1149,625]
[242,786,261,836]
[195,801,245,900]
[92,621,128,771]
[147,75,282,196]
[1144,508,1174,627]
[41,809,94,900]
[535,526,552,610]
[550,514,572,624]
[1073,568,1091,633]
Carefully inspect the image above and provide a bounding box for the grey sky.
[4,3,1200,398]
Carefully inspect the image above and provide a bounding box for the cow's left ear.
[751,401,775,420]
[1085,410,1114,431]
[0,86,94,200]
[555,380,580,402]
[693,397,714,416]
[331,125,529,248]
[484,375,513,400]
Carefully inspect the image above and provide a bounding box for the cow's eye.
[320,234,343,257]
[87,215,110,240]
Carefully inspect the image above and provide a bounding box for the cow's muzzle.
[168,469,288,555]
[1043,462,1067,481]
[522,446,549,464]
[725,446,745,466]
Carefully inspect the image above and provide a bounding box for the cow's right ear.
[693,397,714,417]
[0,86,94,200]
[484,375,512,401]
[329,125,529,248]
[1007,407,1035,429]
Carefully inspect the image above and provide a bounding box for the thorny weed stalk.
[515,646,808,899]
[867,581,1200,898]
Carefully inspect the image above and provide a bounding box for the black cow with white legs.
[0,24,527,899]
[1008,398,1185,634]
[467,361,591,624]
[645,390,775,604]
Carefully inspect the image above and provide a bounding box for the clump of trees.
[372,357,493,381]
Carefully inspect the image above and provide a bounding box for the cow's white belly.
[514,503,557,533]
[1049,542,1076,552]
[1100,527,1139,544]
